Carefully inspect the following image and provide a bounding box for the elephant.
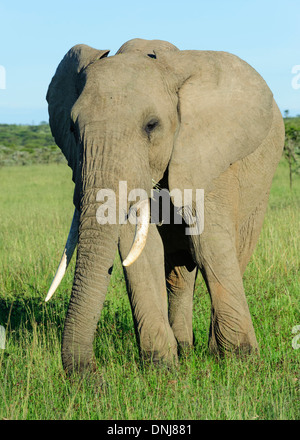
[45,38,285,376]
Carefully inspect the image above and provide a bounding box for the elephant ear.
[46,45,109,201]
[167,50,274,200]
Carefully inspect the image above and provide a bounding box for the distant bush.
[283,117,300,189]
[0,122,65,166]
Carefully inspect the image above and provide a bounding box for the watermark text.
[96,181,204,235]
[291,65,300,90]
[292,325,300,350]
[0,326,5,349]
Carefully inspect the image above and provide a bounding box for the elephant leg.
[198,236,258,356]
[190,166,259,356]
[165,250,197,354]
[237,195,269,275]
[119,223,178,366]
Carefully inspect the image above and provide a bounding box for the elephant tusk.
[122,199,150,267]
[45,208,80,302]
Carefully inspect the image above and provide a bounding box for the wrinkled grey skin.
[47,38,284,375]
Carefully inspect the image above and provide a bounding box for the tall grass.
[0,160,299,420]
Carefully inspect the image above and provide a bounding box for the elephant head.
[46,38,281,375]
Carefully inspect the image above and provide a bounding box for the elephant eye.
[145,118,159,137]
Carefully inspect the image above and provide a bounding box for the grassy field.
[0,160,299,420]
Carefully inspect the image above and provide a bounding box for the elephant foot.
[177,341,194,358]
[68,368,108,395]
[209,340,259,358]
[208,329,259,358]
[62,344,100,378]
[208,315,259,358]
[63,353,108,392]
[83,370,108,394]
[141,350,178,370]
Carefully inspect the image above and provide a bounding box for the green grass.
[0,160,299,420]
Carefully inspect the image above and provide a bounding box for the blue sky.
[0,0,299,124]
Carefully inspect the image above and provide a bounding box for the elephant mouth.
[45,197,150,302]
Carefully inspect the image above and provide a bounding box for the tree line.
[0,119,299,187]
[0,122,64,166]
[284,117,300,189]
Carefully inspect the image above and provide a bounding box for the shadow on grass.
[0,294,139,368]
[0,296,67,331]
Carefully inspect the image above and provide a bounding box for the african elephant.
[46,38,284,375]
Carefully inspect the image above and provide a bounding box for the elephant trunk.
[62,220,119,374]
[61,128,151,374]
[62,182,120,374]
